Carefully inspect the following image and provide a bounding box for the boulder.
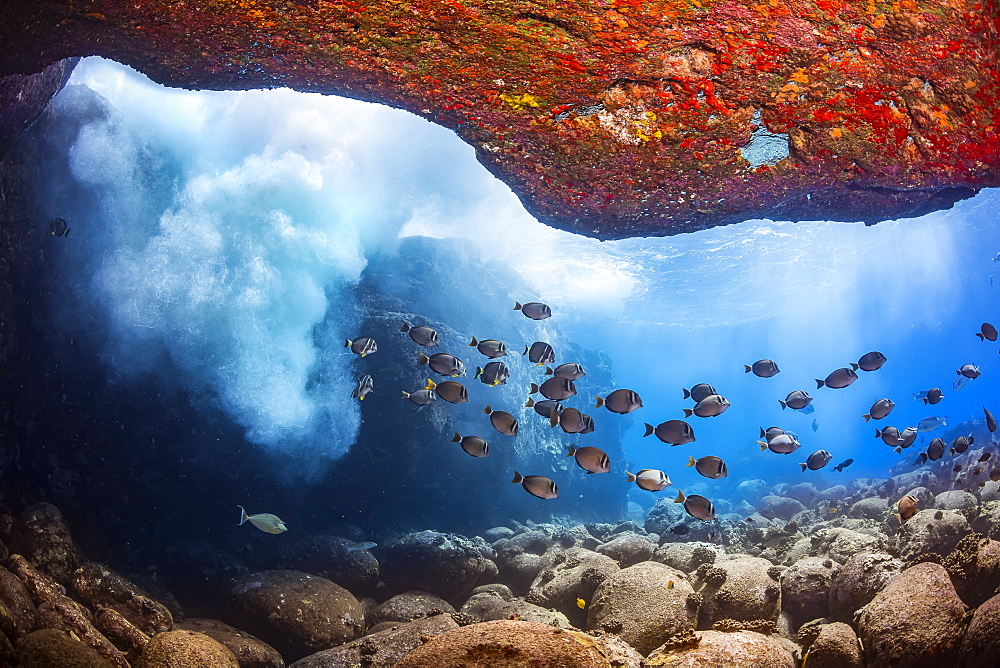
[175,618,283,667]
[138,629,239,667]
[290,613,458,667]
[459,592,571,628]
[758,496,807,521]
[0,564,36,639]
[696,556,781,630]
[16,628,114,667]
[981,480,1000,503]
[828,551,903,622]
[934,491,978,514]
[802,622,863,668]
[93,607,150,662]
[779,556,840,629]
[644,629,797,666]
[650,542,722,574]
[228,570,363,662]
[645,498,687,535]
[526,547,619,627]
[736,479,770,504]
[495,551,546,595]
[811,527,887,564]
[367,591,456,627]
[857,562,966,667]
[380,531,489,602]
[36,594,128,666]
[896,509,971,562]
[785,483,820,506]
[279,535,380,598]
[942,534,1000,608]
[12,503,80,584]
[587,561,697,656]
[959,592,1000,668]
[595,533,654,567]
[70,563,173,636]
[848,497,888,520]
[396,620,612,667]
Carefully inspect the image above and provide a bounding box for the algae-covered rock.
[36,594,128,667]
[367,590,456,627]
[803,622,863,668]
[526,546,619,627]
[458,592,572,627]
[138,629,239,667]
[380,531,489,602]
[175,618,283,668]
[16,628,114,667]
[12,503,80,585]
[279,534,380,598]
[696,556,780,630]
[959,592,1000,668]
[595,533,654,567]
[828,551,902,622]
[779,556,840,629]
[651,542,722,573]
[71,562,173,636]
[896,509,971,562]
[290,613,458,667]
[810,527,887,564]
[0,564,36,639]
[645,629,796,666]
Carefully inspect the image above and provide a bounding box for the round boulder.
[758,496,807,521]
[645,629,797,666]
[229,570,363,662]
[645,498,686,535]
[857,562,966,667]
[896,509,971,562]
[959,592,1000,668]
[138,630,239,667]
[279,535,379,598]
[828,551,903,622]
[290,614,458,667]
[174,618,283,667]
[16,628,113,667]
[651,542,722,574]
[380,531,489,602]
[527,547,619,627]
[934,491,977,514]
[804,622,863,668]
[367,591,455,627]
[811,527,887,564]
[780,556,840,629]
[848,497,888,520]
[396,620,612,667]
[595,533,654,567]
[785,483,820,506]
[587,561,697,656]
[13,503,80,585]
[697,556,781,630]
[459,592,572,628]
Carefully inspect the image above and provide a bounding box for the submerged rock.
[651,542,722,573]
[526,547,619,627]
[856,562,967,667]
[459,591,572,628]
[12,503,80,585]
[811,527,888,564]
[16,628,113,667]
[175,618,283,668]
[380,531,490,603]
[959,592,1000,668]
[279,534,380,598]
[595,533,654,567]
[291,614,459,668]
[367,591,456,627]
[645,629,797,666]
[779,556,840,629]
[803,622,863,668]
[138,629,239,667]
[757,496,807,521]
[0,564,36,640]
[70,562,172,636]
[696,557,781,630]
[896,509,972,562]
[827,551,903,622]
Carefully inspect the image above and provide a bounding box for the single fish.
[745,359,780,378]
[674,490,716,521]
[811,419,819,432]
[351,374,374,400]
[452,432,489,458]
[513,301,552,320]
[238,506,287,534]
[682,383,717,402]
[401,383,437,406]
[524,341,556,365]
[567,445,610,474]
[832,458,854,472]
[530,377,577,401]
[863,398,896,422]
[977,323,998,342]
[854,351,887,372]
[893,495,919,524]
[670,525,690,535]
[545,363,586,380]
[476,361,510,387]
[644,420,696,446]
[957,364,982,379]
[345,336,377,357]
[668,580,675,589]
[687,455,728,479]
[922,388,944,405]
[917,416,947,433]
[627,469,671,492]
[759,433,801,454]
[526,397,562,418]
[576,598,586,609]
[979,452,992,462]
[484,404,519,436]
[426,379,468,404]
[401,321,439,347]
[418,352,466,377]
[779,390,813,410]
[512,471,558,499]
[800,449,833,471]
[49,217,70,237]
[816,367,858,389]
[985,407,997,433]
[346,541,377,552]
[954,374,970,392]
[926,438,946,461]
[596,389,643,415]
[951,434,974,454]
[469,337,507,358]
[558,407,594,434]
[684,394,730,418]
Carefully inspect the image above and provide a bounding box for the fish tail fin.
[401,391,409,399]
[550,411,559,428]
[511,471,523,483]
[400,321,410,332]
[545,366,553,375]
[977,333,986,341]
[682,388,691,399]
[759,441,768,451]
[863,414,871,422]
[566,446,576,457]
[815,379,825,389]
[525,397,535,407]
[238,505,248,526]
[778,400,787,410]
[800,463,807,471]
[529,383,539,394]
[513,302,522,311]
[344,339,352,348]
[483,404,492,414]
[875,428,882,438]
[595,396,604,408]
[626,471,636,482]
[452,432,461,442]
[687,456,696,467]
[475,366,484,379]
[744,365,751,373]
[425,379,436,390]
[892,513,902,524]
[469,337,478,346]
[417,353,429,366]
[522,346,529,355]
[683,409,694,418]
[674,490,685,503]
[643,423,654,438]
[850,363,859,371]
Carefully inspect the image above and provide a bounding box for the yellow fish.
[668,580,675,589]
[576,598,586,609]
[828,508,838,514]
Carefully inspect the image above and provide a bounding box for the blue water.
[19,57,1000,535]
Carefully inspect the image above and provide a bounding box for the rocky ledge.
[2,0,999,238]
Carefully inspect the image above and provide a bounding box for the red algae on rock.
[2,0,998,239]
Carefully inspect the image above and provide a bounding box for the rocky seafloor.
[4,437,1000,667]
